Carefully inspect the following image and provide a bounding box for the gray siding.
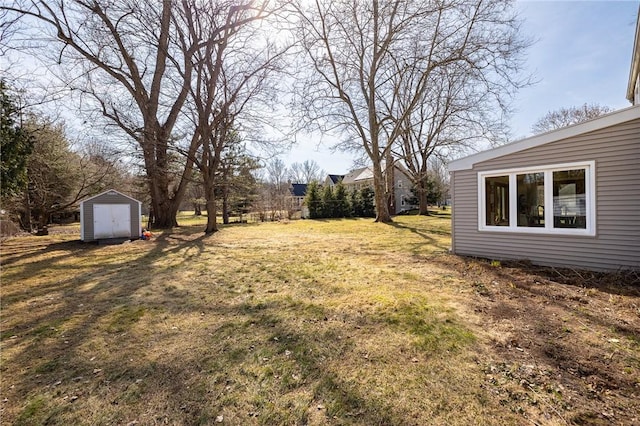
[81,191,141,242]
[394,168,416,212]
[452,118,640,271]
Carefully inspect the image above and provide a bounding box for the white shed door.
[93,204,131,239]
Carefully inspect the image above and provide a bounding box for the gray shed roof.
[80,189,141,206]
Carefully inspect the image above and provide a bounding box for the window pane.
[517,173,545,227]
[485,176,509,226]
[553,169,586,229]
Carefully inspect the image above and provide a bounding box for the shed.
[448,106,640,271]
[80,189,142,242]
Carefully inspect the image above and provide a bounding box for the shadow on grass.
[384,220,450,255]
[3,228,424,425]
[0,239,100,268]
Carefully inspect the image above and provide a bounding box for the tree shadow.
[384,221,450,254]
[1,230,414,424]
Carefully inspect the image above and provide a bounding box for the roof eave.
[448,105,640,172]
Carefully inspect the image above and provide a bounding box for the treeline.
[305,182,375,219]
[1,82,140,232]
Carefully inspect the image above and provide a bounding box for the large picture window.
[478,162,595,236]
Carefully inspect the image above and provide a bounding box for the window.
[401,196,406,207]
[485,176,509,226]
[478,161,595,235]
[517,173,544,227]
[398,180,403,188]
[553,169,586,229]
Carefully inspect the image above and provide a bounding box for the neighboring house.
[627,6,640,105]
[338,164,417,214]
[392,165,417,213]
[324,174,345,187]
[448,106,640,271]
[341,167,374,191]
[287,182,309,218]
[288,183,308,209]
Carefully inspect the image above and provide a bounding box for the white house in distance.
[332,164,417,214]
[448,7,640,271]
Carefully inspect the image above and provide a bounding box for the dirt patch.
[445,256,640,425]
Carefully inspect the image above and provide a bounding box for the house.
[448,106,640,271]
[286,182,309,218]
[288,183,308,208]
[448,8,640,271]
[341,167,374,191]
[80,189,142,242]
[338,164,417,214]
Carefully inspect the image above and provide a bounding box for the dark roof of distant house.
[290,183,308,197]
[327,174,344,184]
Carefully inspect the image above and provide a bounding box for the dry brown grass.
[1,212,638,425]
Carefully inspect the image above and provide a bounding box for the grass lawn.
[1,213,639,425]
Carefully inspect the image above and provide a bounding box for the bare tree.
[216,140,259,224]
[386,1,530,215]
[293,0,528,222]
[2,0,199,228]
[294,0,403,222]
[531,103,612,134]
[176,0,290,234]
[262,157,289,218]
[288,159,324,183]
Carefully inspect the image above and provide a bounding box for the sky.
[6,1,638,176]
[283,0,640,175]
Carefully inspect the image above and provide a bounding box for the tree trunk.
[418,190,430,215]
[151,196,179,228]
[143,159,189,229]
[417,178,430,215]
[143,137,178,228]
[385,152,396,215]
[222,187,230,225]
[142,126,197,229]
[203,180,218,234]
[22,189,33,232]
[372,163,392,223]
[204,197,218,234]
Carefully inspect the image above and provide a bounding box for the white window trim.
[478,161,596,236]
